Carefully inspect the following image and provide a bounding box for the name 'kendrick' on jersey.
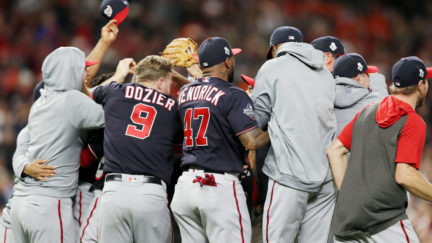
[178,80,226,106]
[124,85,176,111]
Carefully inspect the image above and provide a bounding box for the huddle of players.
[2,19,432,243]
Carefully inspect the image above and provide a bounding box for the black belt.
[183,166,225,175]
[105,174,162,185]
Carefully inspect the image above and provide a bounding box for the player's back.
[17,47,105,198]
[178,77,257,174]
[93,82,180,184]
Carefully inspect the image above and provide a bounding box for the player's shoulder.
[406,111,426,129]
[66,89,89,99]
[180,79,201,90]
[228,84,246,94]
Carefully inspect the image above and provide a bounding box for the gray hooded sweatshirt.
[334,77,384,136]
[252,42,336,192]
[14,47,105,198]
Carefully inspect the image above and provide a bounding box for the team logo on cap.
[288,36,295,40]
[202,62,208,67]
[224,47,230,56]
[357,62,363,72]
[243,104,255,120]
[395,81,401,87]
[329,42,337,51]
[419,68,424,78]
[104,5,113,17]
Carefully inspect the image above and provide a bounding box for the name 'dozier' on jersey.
[124,85,176,111]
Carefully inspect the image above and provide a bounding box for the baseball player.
[92,56,180,243]
[252,26,337,243]
[31,80,105,232]
[10,46,105,243]
[311,36,345,72]
[327,56,432,242]
[0,131,40,243]
[79,61,135,243]
[74,129,104,228]
[333,53,383,135]
[1,128,58,243]
[170,37,270,243]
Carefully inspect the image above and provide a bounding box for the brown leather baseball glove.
[161,38,198,68]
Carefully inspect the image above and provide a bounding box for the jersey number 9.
[125,103,157,139]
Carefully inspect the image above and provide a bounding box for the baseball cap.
[333,53,378,78]
[198,37,242,68]
[85,60,99,67]
[392,56,432,87]
[311,36,345,56]
[241,74,255,87]
[266,26,303,59]
[100,0,129,26]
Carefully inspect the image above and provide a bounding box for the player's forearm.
[328,153,348,190]
[396,163,432,202]
[86,40,111,84]
[327,140,349,190]
[248,150,259,182]
[239,128,270,150]
[172,70,191,87]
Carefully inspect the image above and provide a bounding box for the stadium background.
[1,0,432,241]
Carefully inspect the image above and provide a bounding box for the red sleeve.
[395,113,426,169]
[337,113,361,150]
[80,145,99,168]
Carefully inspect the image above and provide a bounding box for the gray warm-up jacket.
[334,77,385,136]
[14,47,105,198]
[252,42,336,192]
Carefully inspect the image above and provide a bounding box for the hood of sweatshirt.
[275,42,324,69]
[335,77,371,108]
[41,47,85,92]
[376,95,414,128]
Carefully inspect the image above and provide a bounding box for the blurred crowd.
[1,0,432,241]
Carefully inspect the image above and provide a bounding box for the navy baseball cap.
[100,0,129,26]
[198,37,242,68]
[333,53,378,78]
[392,56,432,87]
[266,26,303,59]
[311,36,345,56]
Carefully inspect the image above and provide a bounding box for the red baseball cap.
[241,74,255,87]
[85,60,99,67]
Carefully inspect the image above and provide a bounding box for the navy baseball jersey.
[79,128,104,183]
[92,82,180,184]
[178,77,258,173]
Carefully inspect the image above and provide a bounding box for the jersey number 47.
[184,107,209,147]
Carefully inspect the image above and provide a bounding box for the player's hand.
[101,20,119,45]
[23,159,56,181]
[114,58,136,82]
